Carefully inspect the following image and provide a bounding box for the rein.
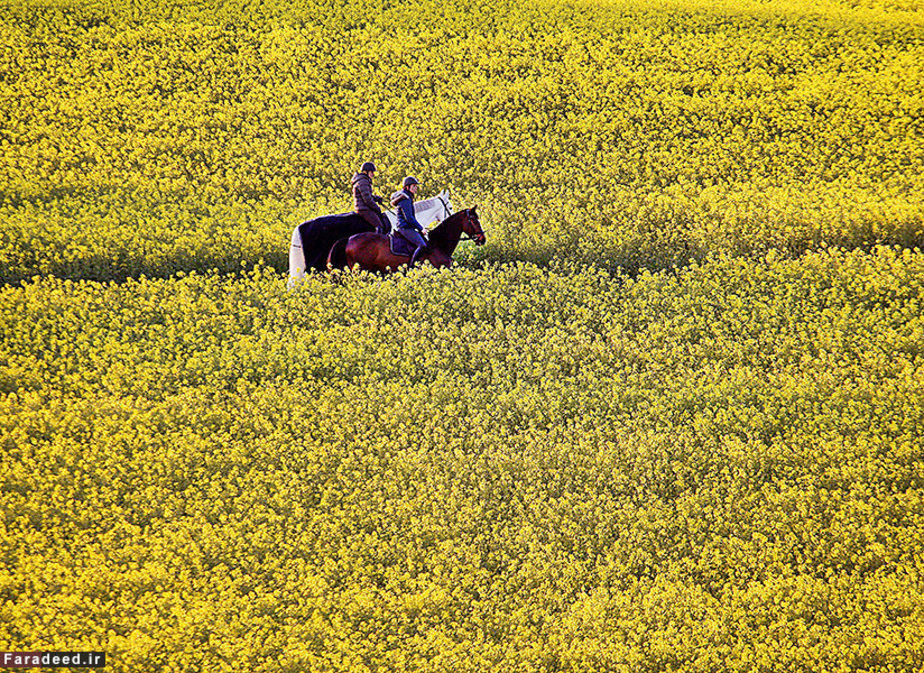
[457,209,485,242]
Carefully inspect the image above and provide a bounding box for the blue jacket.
[391,189,422,231]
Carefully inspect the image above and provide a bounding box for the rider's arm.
[357,180,381,213]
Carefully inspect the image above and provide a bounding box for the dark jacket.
[351,173,382,214]
[391,189,422,231]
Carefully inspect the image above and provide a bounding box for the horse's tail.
[287,226,306,290]
[328,237,349,270]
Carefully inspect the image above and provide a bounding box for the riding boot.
[409,245,428,267]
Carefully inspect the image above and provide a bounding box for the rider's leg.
[409,244,428,266]
[357,209,383,233]
[397,229,428,266]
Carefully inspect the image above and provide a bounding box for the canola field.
[4,253,924,671]
[2,0,924,670]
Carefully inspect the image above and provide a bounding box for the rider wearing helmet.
[351,161,390,234]
[391,176,428,266]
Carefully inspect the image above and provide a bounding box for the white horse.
[287,189,452,288]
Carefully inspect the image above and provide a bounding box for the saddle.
[388,235,416,258]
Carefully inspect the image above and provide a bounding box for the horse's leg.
[424,250,452,268]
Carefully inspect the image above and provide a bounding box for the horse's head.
[463,206,486,245]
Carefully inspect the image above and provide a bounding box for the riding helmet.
[360,162,377,173]
[403,176,419,187]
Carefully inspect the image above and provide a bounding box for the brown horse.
[326,207,486,272]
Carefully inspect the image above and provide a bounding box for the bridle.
[437,193,452,221]
[459,209,486,245]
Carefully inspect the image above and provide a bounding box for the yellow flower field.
[3,249,924,671]
[2,0,924,670]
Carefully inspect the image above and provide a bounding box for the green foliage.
[1,0,923,281]
[2,247,924,670]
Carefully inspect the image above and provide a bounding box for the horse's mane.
[383,189,451,229]
[417,189,451,212]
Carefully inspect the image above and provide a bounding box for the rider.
[391,176,428,266]
[351,162,390,234]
